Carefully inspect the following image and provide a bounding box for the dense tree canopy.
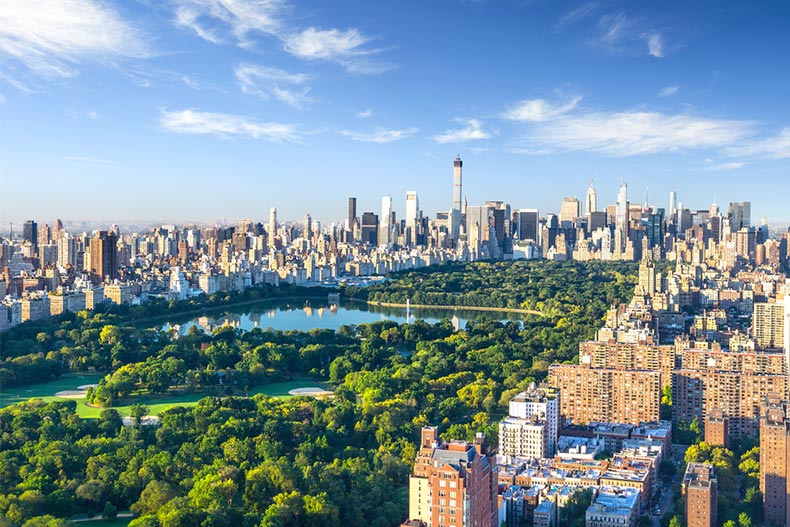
[0,261,638,526]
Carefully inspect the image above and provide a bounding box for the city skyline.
[2,1,790,223]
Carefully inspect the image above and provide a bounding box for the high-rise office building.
[514,209,539,242]
[348,197,357,228]
[406,191,420,229]
[360,212,379,246]
[408,427,498,527]
[451,156,463,240]
[304,213,312,239]
[760,395,790,527]
[585,179,597,215]
[89,231,118,283]
[682,463,718,527]
[380,196,393,247]
[669,190,677,219]
[268,207,277,244]
[559,197,581,226]
[22,220,38,249]
[616,180,629,244]
[728,201,751,231]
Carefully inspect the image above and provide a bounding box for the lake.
[164,300,529,335]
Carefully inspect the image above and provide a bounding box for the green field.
[1,376,327,418]
[0,372,106,408]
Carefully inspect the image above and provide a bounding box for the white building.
[499,415,548,460]
[585,487,640,527]
[508,384,560,456]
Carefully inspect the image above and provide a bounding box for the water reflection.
[161,300,533,335]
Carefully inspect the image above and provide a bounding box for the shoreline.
[365,300,543,316]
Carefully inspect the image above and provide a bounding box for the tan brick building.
[682,463,717,527]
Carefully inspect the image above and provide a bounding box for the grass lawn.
[0,372,105,409]
[2,378,327,418]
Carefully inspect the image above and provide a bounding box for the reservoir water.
[163,300,529,334]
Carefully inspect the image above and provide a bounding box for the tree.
[738,512,752,527]
[132,480,178,516]
[21,516,70,527]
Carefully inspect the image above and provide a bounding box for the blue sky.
[1,0,789,226]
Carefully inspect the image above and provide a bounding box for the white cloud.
[355,109,373,119]
[730,128,790,159]
[234,63,312,108]
[594,12,667,58]
[160,108,300,142]
[433,118,492,144]
[283,27,390,73]
[658,85,679,98]
[339,127,418,143]
[0,0,148,81]
[645,32,664,57]
[173,2,390,74]
[520,111,754,157]
[173,0,284,45]
[555,2,599,32]
[501,96,582,122]
[702,161,746,171]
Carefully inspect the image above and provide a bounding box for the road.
[651,444,689,527]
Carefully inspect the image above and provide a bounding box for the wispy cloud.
[234,63,312,108]
[517,110,754,157]
[355,109,373,119]
[160,108,301,142]
[339,127,418,143]
[0,0,149,83]
[283,27,391,74]
[658,85,678,98]
[64,155,119,166]
[433,118,492,143]
[555,2,599,32]
[173,0,284,46]
[173,1,391,74]
[730,128,790,159]
[501,96,582,122]
[645,32,664,57]
[595,12,668,58]
[703,161,746,171]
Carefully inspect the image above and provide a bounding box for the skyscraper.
[268,207,277,244]
[514,209,539,242]
[728,201,751,231]
[559,197,581,225]
[89,230,118,283]
[347,197,357,229]
[380,196,393,247]
[304,213,312,239]
[585,179,597,215]
[669,190,677,219]
[616,179,629,245]
[451,155,463,240]
[405,191,419,229]
[360,212,379,246]
[22,220,38,249]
